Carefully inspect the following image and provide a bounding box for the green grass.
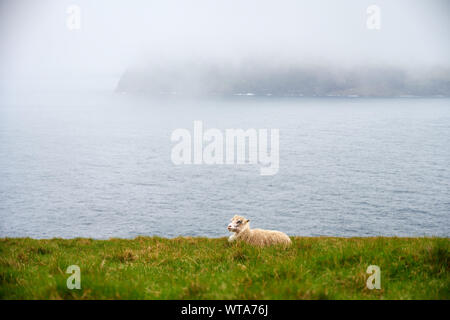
[0,237,448,299]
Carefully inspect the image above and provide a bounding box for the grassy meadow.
[0,237,448,299]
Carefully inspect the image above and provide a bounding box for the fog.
[0,0,449,94]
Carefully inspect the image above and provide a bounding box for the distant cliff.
[116,61,450,97]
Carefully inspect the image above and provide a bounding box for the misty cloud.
[0,0,449,94]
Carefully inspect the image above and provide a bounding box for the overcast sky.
[1,0,449,93]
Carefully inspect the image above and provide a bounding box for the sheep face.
[227,215,250,234]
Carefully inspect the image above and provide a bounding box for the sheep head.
[227,215,250,234]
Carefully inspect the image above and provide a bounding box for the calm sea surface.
[0,94,449,238]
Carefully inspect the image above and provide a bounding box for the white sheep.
[227,215,291,246]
